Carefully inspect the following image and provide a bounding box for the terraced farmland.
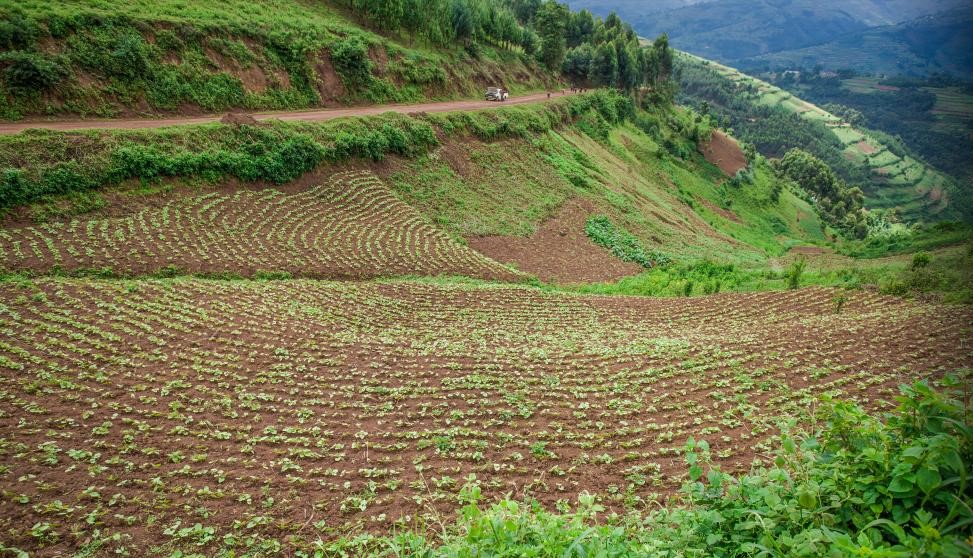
[929,87,973,134]
[679,54,959,220]
[0,171,519,281]
[0,277,969,555]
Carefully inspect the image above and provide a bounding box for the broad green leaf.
[915,467,941,494]
[689,464,703,481]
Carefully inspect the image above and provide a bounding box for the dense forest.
[333,0,673,94]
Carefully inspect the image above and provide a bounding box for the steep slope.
[676,53,972,222]
[0,0,554,120]
[0,91,828,284]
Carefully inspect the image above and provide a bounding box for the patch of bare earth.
[699,130,747,175]
[468,198,642,284]
[857,141,878,155]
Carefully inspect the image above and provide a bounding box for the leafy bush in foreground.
[317,379,971,557]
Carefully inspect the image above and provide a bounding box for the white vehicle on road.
[485,87,508,101]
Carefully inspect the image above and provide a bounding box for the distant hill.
[566,0,703,17]
[676,52,973,222]
[575,0,969,73]
[739,7,973,78]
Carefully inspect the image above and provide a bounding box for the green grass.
[568,242,973,303]
[0,0,551,119]
[832,126,865,145]
[868,150,900,168]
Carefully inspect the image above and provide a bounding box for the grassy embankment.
[0,0,552,119]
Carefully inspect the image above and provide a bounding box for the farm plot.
[868,149,900,168]
[831,126,865,146]
[0,171,519,281]
[0,278,970,556]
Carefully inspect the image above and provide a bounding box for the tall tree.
[450,0,475,46]
[588,41,617,87]
[509,0,542,24]
[616,40,638,90]
[566,9,594,48]
[653,33,672,84]
[534,1,568,71]
[562,43,593,87]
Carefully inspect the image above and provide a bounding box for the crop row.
[0,171,519,281]
[0,278,969,555]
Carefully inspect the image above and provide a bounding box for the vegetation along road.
[0,91,566,135]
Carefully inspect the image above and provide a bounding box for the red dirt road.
[0,92,565,135]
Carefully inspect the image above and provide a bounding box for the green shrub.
[154,29,184,53]
[108,34,151,80]
[0,51,67,93]
[785,256,806,289]
[912,251,931,269]
[187,73,246,111]
[585,215,671,268]
[0,13,38,49]
[317,381,973,557]
[330,36,372,87]
[0,168,30,208]
[146,68,186,109]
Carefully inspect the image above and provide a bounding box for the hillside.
[0,3,971,557]
[741,6,973,79]
[754,71,973,200]
[1,92,970,555]
[676,52,973,222]
[0,92,827,280]
[0,0,555,119]
[592,0,967,63]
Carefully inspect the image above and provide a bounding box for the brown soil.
[468,199,643,284]
[789,245,829,256]
[857,140,878,155]
[699,130,747,175]
[0,170,521,282]
[220,112,260,126]
[314,53,347,102]
[0,280,969,556]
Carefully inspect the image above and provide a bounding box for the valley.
[0,1,970,556]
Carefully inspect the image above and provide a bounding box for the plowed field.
[0,171,519,281]
[1,278,969,555]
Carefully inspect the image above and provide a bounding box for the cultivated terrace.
[0,1,971,557]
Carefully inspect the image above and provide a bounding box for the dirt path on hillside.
[0,92,569,135]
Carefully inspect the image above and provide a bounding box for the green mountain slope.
[0,91,826,277]
[598,0,966,61]
[676,52,972,222]
[740,6,973,78]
